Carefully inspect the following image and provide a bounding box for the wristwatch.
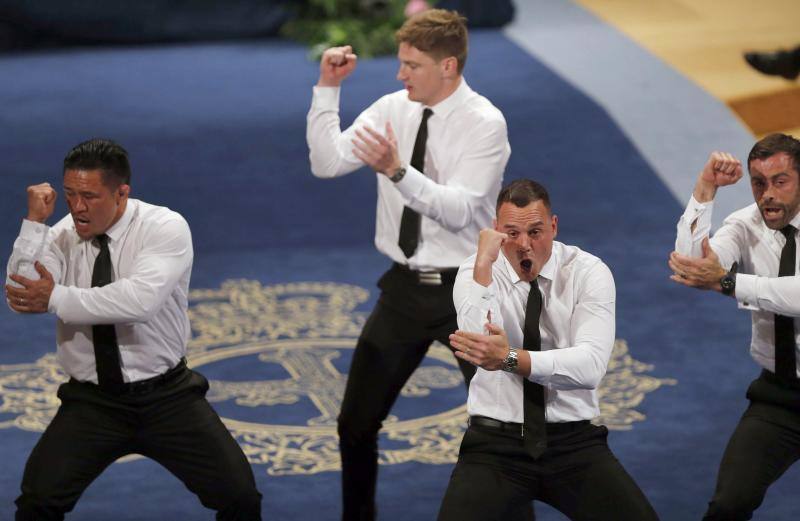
[719,261,738,297]
[501,348,519,373]
[389,166,406,183]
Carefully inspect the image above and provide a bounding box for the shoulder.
[556,242,612,281]
[458,85,507,126]
[722,203,761,228]
[132,200,191,236]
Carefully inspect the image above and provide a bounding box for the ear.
[117,184,130,200]
[441,56,458,78]
[551,214,558,239]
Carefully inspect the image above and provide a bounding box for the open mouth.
[73,216,90,227]
[762,206,784,220]
[520,259,532,272]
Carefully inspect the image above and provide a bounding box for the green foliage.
[281,0,408,59]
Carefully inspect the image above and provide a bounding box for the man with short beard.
[439,179,658,520]
[670,133,800,519]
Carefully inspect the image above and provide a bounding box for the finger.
[385,121,396,145]
[485,322,503,335]
[8,274,33,288]
[34,261,52,280]
[354,130,380,149]
[351,136,379,158]
[701,237,711,258]
[363,126,389,146]
[5,285,28,299]
[453,329,483,342]
[449,334,472,352]
[352,148,374,168]
[355,128,382,149]
[453,350,478,366]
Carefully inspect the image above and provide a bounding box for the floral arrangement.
[281,0,428,59]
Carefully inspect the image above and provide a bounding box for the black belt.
[760,368,800,390]
[73,358,188,396]
[392,262,458,286]
[469,415,590,436]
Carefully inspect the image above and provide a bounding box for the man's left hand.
[450,323,510,371]
[352,122,402,176]
[669,237,727,291]
[5,262,54,313]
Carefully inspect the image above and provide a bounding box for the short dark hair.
[395,9,468,74]
[496,179,551,214]
[747,133,800,174]
[63,138,131,187]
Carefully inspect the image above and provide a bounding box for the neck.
[427,76,462,107]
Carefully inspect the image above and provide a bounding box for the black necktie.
[775,225,797,382]
[92,234,124,392]
[522,279,547,458]
[398,108,433,258]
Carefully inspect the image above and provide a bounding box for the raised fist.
[700,151,743,188]
[26,183,57,223]
[318,45,358,87]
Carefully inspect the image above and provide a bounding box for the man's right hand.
[318,45,358,87]
[694,151,743,203]
[26,183,56,223]
[474,229,508,287]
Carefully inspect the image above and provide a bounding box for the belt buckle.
[418,271,442,286]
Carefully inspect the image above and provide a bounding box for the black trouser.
[703,370,800,521]
[15,365,262,520]
[438,420,659,521]
[337,264,475,521]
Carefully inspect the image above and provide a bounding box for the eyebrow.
[502,221,544,229]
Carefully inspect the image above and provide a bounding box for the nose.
[396,65,407,82]
[516,235,531,251]
[72,196,87,212]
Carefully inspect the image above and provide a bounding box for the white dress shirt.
[306,78,511,270]
[5,199,193,383]
[675,196,800,377]
[453,242,616,423]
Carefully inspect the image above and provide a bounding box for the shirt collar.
[103,199,136,243]
[425,77,471,121]
[789,211,800,233]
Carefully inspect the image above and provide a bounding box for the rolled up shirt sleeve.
[6,219,66,297]
[453,262,504,334]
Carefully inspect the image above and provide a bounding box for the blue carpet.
[1,30,798,520]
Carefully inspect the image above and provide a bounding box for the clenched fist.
[26,183,57,223]
[699,151,743,188]
[318,45,358,87]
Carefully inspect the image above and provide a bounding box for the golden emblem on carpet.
[0,280,676,475]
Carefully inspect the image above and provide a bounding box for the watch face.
[720,275,735,294]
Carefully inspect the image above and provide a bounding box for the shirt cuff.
[48,284,66,315]
[734,273,759,311]
[19,219,49,240]
[684,196,713,234]
[393,165,427,202]
[311,85,340,111]
[528,350,556,381]
[466,279,496,309]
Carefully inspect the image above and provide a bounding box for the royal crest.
[0,280,675,475]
